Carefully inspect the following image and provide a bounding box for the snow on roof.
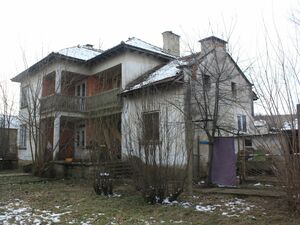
[282,119,298,130]
[125,60,184,92]
[57,45,102,61]
[254,120,267,127]
[125,37,175,58]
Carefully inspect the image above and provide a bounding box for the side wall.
[121,86,187,166]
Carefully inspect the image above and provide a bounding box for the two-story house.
[12,32,176,163]
[121,36,255,185]
[12,32,255,183]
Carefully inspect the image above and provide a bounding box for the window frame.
[237,115,247,132]
[231,82,237,98]
[19,124,27,149]
[203,74,211,91]
[20,86,28,108]
[142,111,160,144]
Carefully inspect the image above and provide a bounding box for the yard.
[0,172,299,225]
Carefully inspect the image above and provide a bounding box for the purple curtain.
[211,137,237,186]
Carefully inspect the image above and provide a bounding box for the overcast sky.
[0,0,298,112]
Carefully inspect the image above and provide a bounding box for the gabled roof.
[125,37,175,58]
[122,49,253,94]
[89,37,175,64]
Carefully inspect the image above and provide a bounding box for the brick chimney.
[162,31,180,57]
[199,36,227,53]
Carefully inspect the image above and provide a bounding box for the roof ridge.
[57,45,102,53]
[126,37,163,51]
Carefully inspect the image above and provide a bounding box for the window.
[231,82,237,98]
[21,86,28,108]
[76,125,85,148]
[20,124,27,149]
[203,75,211,91]
[237,115,247,132]
[244,138,252,147]
[143,111,159,143]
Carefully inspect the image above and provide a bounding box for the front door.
[74,124,86,160]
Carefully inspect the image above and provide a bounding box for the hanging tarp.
[212,137,237,186]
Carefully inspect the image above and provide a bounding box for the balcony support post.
[53,113,61,160]
[55,66,62,94]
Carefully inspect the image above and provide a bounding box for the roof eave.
[88,42,175,65]
[11,53,85,83]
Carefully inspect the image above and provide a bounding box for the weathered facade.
[12,32,255,181]
[12,33,176,164]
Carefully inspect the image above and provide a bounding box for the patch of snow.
[57,45,102,61]
[254,120,267,127]
[253,183,273,187]
[195,204,216,212]
[125,37,175,58]
[282,119,298,130]
[126,60,184,92]
[194,198,258,218]
[0,199,72,224]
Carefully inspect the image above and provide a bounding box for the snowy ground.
[162,197,262,219]
[0,199,106,225]
[0,196,261,224]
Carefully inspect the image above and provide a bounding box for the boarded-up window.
[237,115,247,132]
[143,111,159,143]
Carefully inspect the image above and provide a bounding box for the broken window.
[237,115,247,132]
[143,111,159,143]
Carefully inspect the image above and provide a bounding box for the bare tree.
[0,82,16,165]
[123,87,187,203]
[181,37,254,185]
[252,17,300,211]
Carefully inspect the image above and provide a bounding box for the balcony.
[40,88,122,116]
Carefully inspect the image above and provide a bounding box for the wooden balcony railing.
[40,88,122,116]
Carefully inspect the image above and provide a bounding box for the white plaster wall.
[18,72,42,161]
[190,49,254,137]
[121,86,187,166]
[122,52,163,88]
[188,49,254,175]
[91,51,163,89]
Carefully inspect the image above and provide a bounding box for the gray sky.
[0,0,298,113]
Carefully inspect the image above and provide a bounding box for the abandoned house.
[11,32,256,183]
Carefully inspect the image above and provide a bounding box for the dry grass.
[0,175,299,225]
